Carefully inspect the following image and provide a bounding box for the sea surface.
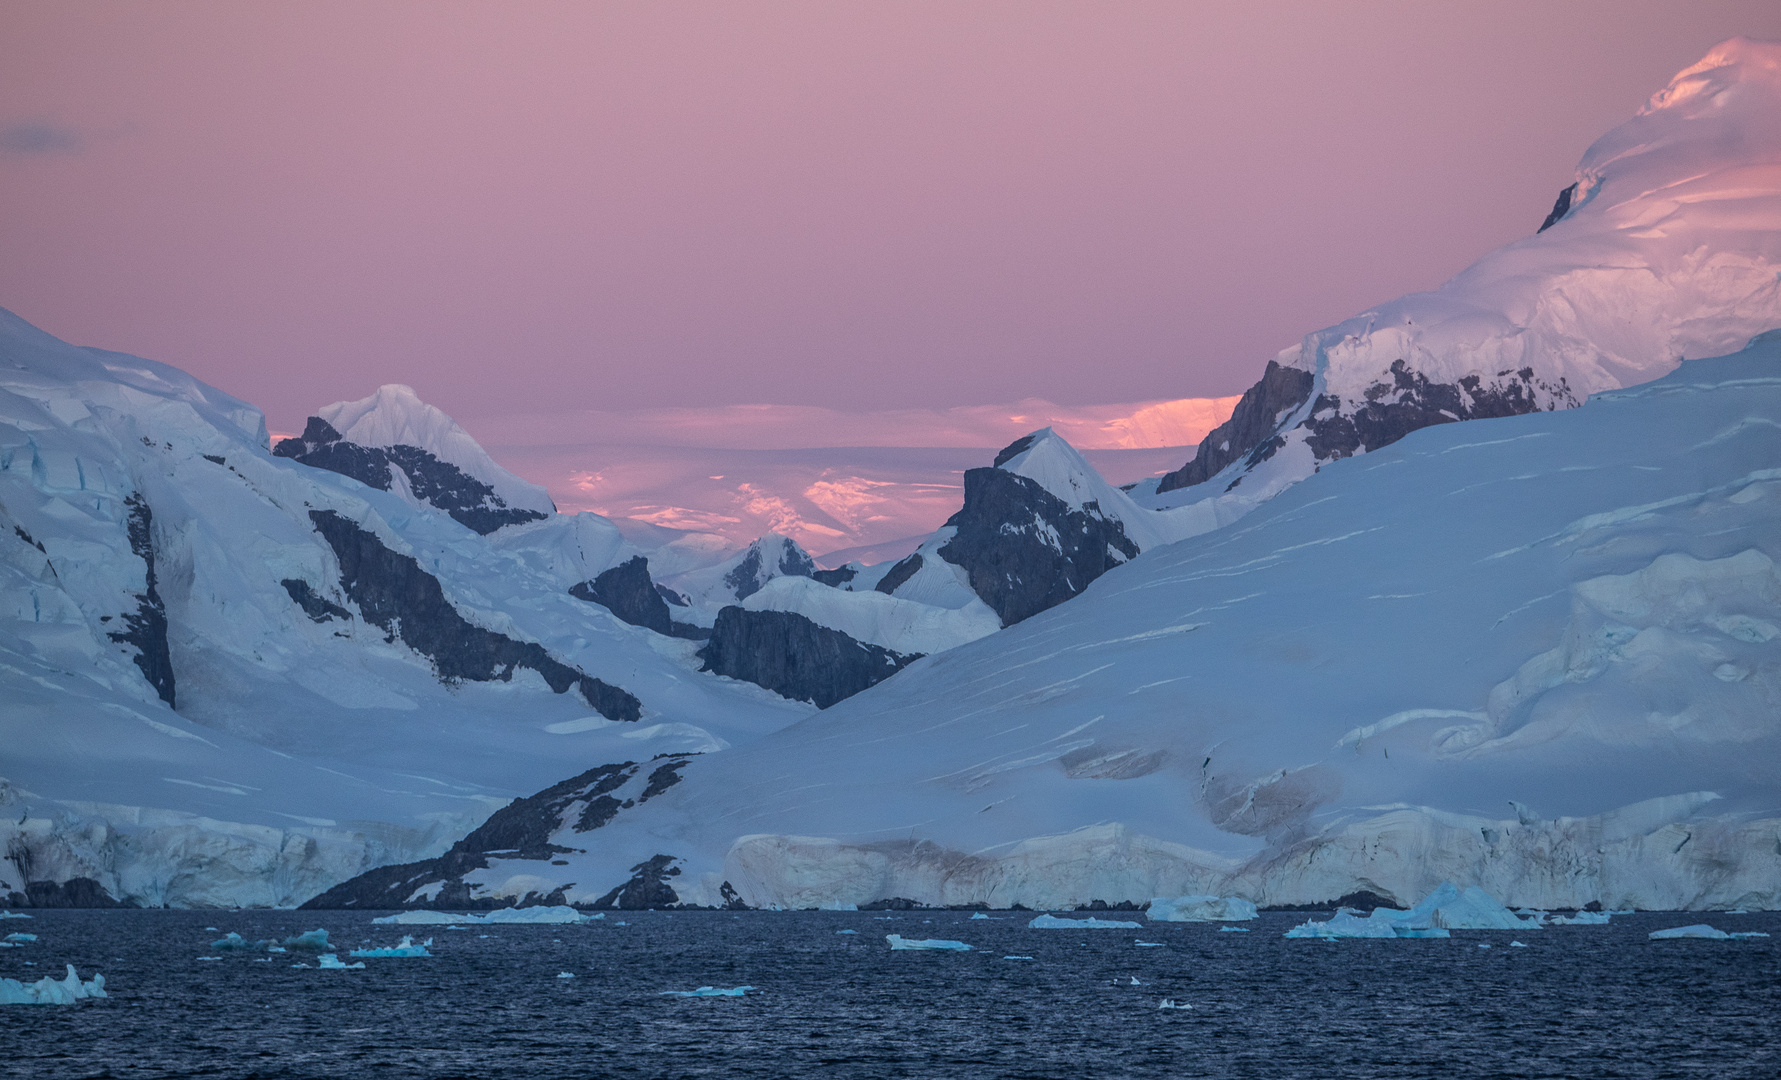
[2,908,1776,1079]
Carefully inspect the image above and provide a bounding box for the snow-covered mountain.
[359,331,1780,912]
[1136,38,1781,525]
[274,384,555,535]
[0,309,810,908]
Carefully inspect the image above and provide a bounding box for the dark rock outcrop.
[936,467,1138,627]
[811,565,857,588]
[1302,361,1572,462]
[303,756,698,910]
[4,877,130,909]
[722,537,816,601]
[308,509,640,721]
[1156,361,1315,494]
[1539,182,1578,233]
[698,607,921,708]
[873,552,923,595]
[570,556,673,634]
[275,417,548,535]
[107,493,175,707]
[280,578,351,623]
[589,854,684,910]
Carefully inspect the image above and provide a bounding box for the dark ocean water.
[1,909,1776,1079]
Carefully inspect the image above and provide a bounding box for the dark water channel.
[2,909,1776,1079]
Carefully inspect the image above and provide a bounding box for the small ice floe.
[1027,914,1141,930]
[1157,999,1191,1010]
[283,929,332,952]
[1218,926,1250,933]
[196,956,222,962]
[1285,883,1540,939]
[0,911,32,920]
[290,962,311,969]
[1147,896,1258,923]
[835,930,858,935]
[970,913,991,919]
[1003,956,1034,960]
[1547,911,1613,926]
[886,934,971,951]
[556,972,576,979]
[661,986,753,997]
[4,933,37,943]
[1133,940,1165,947]
[1510,941,1529,948]
[1649,925,1770,940]
[349,936,434,958]
[315,954,366,970]
[1127,976,1144,985]
[371,906,601,927]
[1478,944,1491,949]
[211,932,278,952]
[204,927,217,932]
[0,965,106,1005]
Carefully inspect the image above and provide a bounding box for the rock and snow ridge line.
[1141,37,1781,518]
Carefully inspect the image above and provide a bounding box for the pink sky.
[5,3,1781,438]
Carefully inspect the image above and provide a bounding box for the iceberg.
[886,934,971,951]
[1397,883,1541,931]
[1649,925,1772,940]
[371,910,466,925]
[4,933,37,943]
[1157,999,1191,1010]
[1284,910,1418,940]
[1027,914,1141,930]
[970,913,991,919]
[556,972,576,979]
[210,932,277,952]
[1510,941,1529,948]
[315,953,366,969]
[1147,895,1258,923]
[371,906,599,926]
[1547,911,1613,926]
[1218,926,1250,933]
[282,929,333,952]
[0,911,31,920]
[0,965,106,1005]
[349,935,434,958]
[661,985,754,997]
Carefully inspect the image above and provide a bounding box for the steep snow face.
[658,532,817,624]
[316,384,555,518]
[0,309,809,907]
[480,335,1781,912]
[1146,39,1781,512]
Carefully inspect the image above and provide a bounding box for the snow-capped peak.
[992,427,1191,551]
[316,384,554,517]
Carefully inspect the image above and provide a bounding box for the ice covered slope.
[482,333,1781,912]
[1143,39,1781,520]
[274,385,553,534]
[0,307,809,907]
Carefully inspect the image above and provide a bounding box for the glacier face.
[0,309,810,908]
[1143,38,1781,517]
[467,335,1781,912]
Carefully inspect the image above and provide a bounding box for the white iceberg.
[1397,883,1541,931]
[4,933,37,942]
[0,911,31,920]
[1147,895,1258,923]
[315,953,366,969]
[970,913,991,919]
[1027,914,1141,930]
[349,935,434,958]
[886,934,971,951]
[0,965,106,1005]
[1218,926,1250,933]
[371,910,465,925]
[556,972,576,979]
[1649,925,1771,940]
[1510,941,1529,948]
[661,985,754,997]
[1158,999,1191,1010]
[1547,911,1613,926]
[282,929,333,952]
[372,906,599,926]
[1284,910,1419,940]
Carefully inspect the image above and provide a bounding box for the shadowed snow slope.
[496,335,1781,912]
[1141,39,1781,526]
[0,308,809,908]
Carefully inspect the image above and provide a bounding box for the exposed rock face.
[698,607,921,708]
[106,493,175,707]
[570,556,672,635]
[811,565,856,588]
[302,756,693,910]
[3,877,129,909]
[1539,182,1578,232]
[275,417,547,535]
[280,578,351,623]
[936,468,1138,626]
[873,552,923,595]
[308,509,641,721]
[723,537,815,601]
[1155,361,1315,494]
[590,854,684,910]
[1302,361,1574,462]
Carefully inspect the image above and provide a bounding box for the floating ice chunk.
[0,911,32,920]
[1731,932,1771,939]
[210,932,278,952]
[1548,911,1613,926]
[480,906,593,925]
[315,953,366,969]
[1478,944,1491,949]
[970,913,991,919]
[835,930,858,935]
[661,985,754,997]
[1398,883,1541,931]
[1028,914,1141,930]
[372,910,467,925]
[349,935,434,958]
[1003,955,1034,960]
[1147,896,1258,923]
[1650,924,1731,939]
[1510,941,1529,948]
[0,965,106,1005]
[1134,941,1165,947]
[1127,976,1144,985]
[1218,926,1250,933]
[282,929,332,952]
[4,933,37,943]
[196,956,222,961]
[886,934,971,951]
[1157,999,1191,1010]
[1284,910,1408,939]
[556,972,576,979]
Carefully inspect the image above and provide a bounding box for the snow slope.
[1138,39,1781,525]
[464,333,1781,911]
[0,308,809,907]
